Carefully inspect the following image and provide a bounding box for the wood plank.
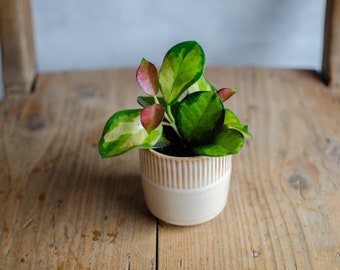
[0,0,36,95]
[157,67,340,269]
[330,0,340,89]
[0,69,156,269]
[1,66,339,269]
[322,0,340,89]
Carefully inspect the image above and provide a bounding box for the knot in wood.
[288,174,311,191]
[25,114,46,131]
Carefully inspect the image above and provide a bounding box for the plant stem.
[153,95,160,104]
[165,105,183,140]
[166,105,175,122]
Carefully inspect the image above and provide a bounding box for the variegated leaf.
[141,104,165,132]
[217,88,237,102]
[98,109,162,158]
[136,58,159,96]
[159,41,205,105]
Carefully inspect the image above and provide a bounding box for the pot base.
[139,149,232,226]
[141,170,231,226]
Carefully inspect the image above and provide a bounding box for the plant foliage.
[98,41,252,157]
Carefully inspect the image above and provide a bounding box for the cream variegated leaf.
[98,109,162,158]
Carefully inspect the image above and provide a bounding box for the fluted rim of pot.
[146,148,230,161]
[140,148,232,189]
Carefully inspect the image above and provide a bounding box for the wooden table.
[1,65,339,269]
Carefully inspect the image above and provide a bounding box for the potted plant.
[98,41,252,226]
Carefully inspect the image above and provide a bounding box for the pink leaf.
[217,88,237,102]
[141,104,165,132]
[136,58,159,96]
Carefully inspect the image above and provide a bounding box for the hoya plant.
[98,41,252,158]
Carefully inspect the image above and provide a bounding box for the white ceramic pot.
[139,149,232,226]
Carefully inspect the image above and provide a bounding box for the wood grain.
[0,0,36,94]
[322,0,340,89]
[1,66,339,269]
[329,0,340,88]
[0,1,339,268]
[0,69,156,269]
[157,67,340,269]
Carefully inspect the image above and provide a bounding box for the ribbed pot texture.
[139,149,232,226]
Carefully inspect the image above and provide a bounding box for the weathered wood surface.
[0,66,339,269]
[0,0,36,94]
[158,67,340,269]
[327,0,340,88]
[0,70,157,269]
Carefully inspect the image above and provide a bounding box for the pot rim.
[144,148,231,161]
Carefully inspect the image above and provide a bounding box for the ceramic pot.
[139,149,232,226]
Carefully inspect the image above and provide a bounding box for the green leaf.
[137,96,167,108]
[188,75,217,93]
[98,109,162,158]
[159,41,205,105]
[193,128,244,156]
[224,109,253,140]
[175,91,224,145]
[152,133,171,148]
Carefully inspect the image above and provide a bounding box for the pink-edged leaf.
[136,58,159,96]
[217,88,238,102]
[141,104,165,132]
